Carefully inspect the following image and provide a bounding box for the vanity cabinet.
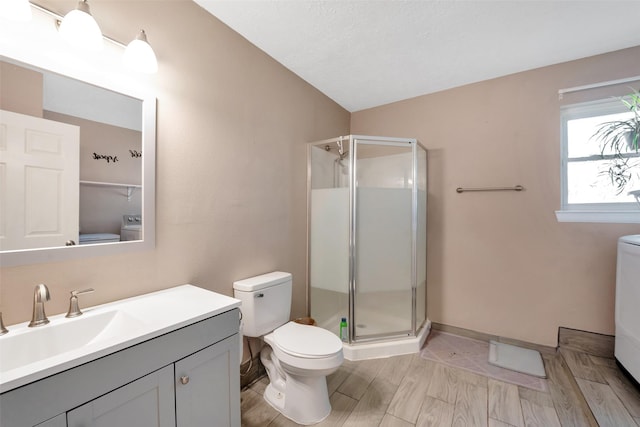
[175,337,238,426]
[67,365,176,427]
[1,309,240,427]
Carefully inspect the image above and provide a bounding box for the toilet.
[233,271,343,425]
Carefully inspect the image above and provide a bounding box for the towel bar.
[456,185,524,193]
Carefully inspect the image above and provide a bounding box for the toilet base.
[263,376,331,425]
[261,343,332,425]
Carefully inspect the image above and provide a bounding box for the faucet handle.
[0,312,8,336]
[66,288,95,318]
[71,288,94,297]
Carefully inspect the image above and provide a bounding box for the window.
[557,98,640,223]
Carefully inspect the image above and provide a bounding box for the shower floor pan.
[342,320,431,360]
[318,313,430,360]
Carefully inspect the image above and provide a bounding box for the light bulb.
[59,0,103,51]
[123,30,158,74]
[0,0,32,22]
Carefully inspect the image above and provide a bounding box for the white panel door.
[0,109,79,250]
[175,335,241,427]
[67,365,176,427]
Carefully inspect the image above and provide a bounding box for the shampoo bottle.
[340,317,348,342]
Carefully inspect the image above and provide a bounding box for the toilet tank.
[233,271,292,337]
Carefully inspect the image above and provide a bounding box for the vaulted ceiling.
[195,0,640,112]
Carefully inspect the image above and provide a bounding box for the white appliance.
[120,214,142,241]
[233,272,343,425]
[615,235,640,384]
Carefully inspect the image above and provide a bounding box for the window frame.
[557,98,640,223]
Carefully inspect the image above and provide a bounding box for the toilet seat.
[273,321,342,359]
[263,322,344,373]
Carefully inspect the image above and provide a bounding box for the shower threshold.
[342,320,431,361]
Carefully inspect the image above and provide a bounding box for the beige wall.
[43,111,143,235]
[0,61,43,117]
[351,46,640,347]
[42,112,142,186]
[0,0,350,365]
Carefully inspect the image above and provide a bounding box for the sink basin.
[0,284,241,393]
[0,310,145,372]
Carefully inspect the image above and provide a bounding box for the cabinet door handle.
[180,375,190,385]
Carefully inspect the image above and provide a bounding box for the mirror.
[0,9,156,266]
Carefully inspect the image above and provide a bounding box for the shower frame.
[306,134,428,347]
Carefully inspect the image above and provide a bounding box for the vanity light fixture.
[19,1,159,74]
[0,0,32,22]
[123,30,158,74]
[59,0,103,51]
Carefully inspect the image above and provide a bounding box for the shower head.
[323,139,349,160]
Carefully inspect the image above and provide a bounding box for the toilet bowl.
[261,322,343,424]
[233,272,344,425]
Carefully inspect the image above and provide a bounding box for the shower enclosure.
[307,135,428,360]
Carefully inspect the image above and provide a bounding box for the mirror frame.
[0,7,156,267]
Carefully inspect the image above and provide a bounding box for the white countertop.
[0,285,240,394]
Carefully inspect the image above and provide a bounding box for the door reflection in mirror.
[0,58,143,251]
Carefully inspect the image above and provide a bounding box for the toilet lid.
[273,322,343,358]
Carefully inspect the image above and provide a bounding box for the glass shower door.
[309,139,350,337]
[351,138,415,340]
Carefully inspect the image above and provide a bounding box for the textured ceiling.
[195,1,640,112]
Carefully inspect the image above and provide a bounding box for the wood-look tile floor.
[241,349,640,427]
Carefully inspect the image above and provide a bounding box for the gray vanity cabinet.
[67,365,176,427]
[175,336,240,426]
[65,336,240,427]
[1,309,240,427]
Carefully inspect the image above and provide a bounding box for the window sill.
[555,210,640,223]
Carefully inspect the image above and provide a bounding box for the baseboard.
[558,327,615,358]
[240,355,266,389]
[431,322,557,355]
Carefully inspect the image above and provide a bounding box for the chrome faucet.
[28,284,51,327]
[0,312,8,335]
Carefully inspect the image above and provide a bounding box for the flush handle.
[255,293,264,298]
[180,376,189,385]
